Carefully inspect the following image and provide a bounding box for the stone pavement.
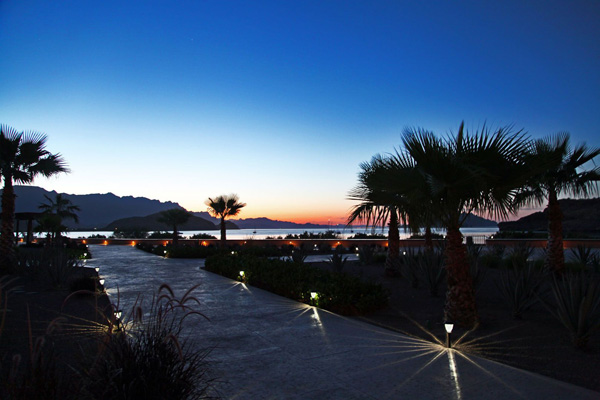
[88,245,599,399]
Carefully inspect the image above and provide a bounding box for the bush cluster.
[284,230,341,239]
[135,242,286,259]
[204,253,388,315]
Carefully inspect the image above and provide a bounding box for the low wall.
[71,237,600,249]
[485,238,600,249]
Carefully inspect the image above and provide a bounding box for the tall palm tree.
[516,133,600,274]
[38,193,80,242]
[205,194,246,246]
[0,125,67,273]
[402,122,530,328]
[157,208,192,246]
[348,155,403,273]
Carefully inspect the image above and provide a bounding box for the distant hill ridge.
[193,213,331,229]
[498,198,600,234]
[4,186,184,229]
[3,185,500,231]
[103,212,238,231]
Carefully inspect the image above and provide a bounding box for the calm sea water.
[64,227,498,240]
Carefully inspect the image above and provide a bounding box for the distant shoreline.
[62,227,499,240]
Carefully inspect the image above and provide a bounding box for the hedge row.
[204,254,388,315]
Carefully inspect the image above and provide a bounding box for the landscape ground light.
[445,323,454,348]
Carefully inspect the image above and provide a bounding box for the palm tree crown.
[205,194,246,245]
[39,193,81,224]
[157,208,192,246]
[348,154,404,273]
[37,193,80,243]
[1,125,68,273]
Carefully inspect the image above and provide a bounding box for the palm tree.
[35,213,66,245]
[0,125,67,273]
[38,193,80,242]
[516,133,600,274]
[205,194,246,246]
[384,150,438,251]
[402,122,530,328]
[157,208,192,246]
[348,155,403,274]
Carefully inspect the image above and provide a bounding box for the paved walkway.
[88,245,598,399]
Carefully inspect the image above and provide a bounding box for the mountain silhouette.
[498,198,600,234]
[103,211,238,231]
[4,186,185,229]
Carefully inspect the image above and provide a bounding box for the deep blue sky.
[1,1,599,223]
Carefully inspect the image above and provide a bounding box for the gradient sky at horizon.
[1,1,599,224]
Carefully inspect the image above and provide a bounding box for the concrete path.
[87,245,598,399]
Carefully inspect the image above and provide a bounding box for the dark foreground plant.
[327,250,348,274]
[417,249,445,297]
[15,248,82,290]
[84,284,214,399]
[290,249,307,264]
[544,272,600,348]
[401,249,419,288]
[357,245,375,265]
[569,245,596,269]
[2,312,77,400]
[496,262,547,319]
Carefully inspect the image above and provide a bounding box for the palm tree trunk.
[220,216,226,247]
[26,218,33,245]
[172,224,178,247]
[385,209,400,273]
[0,177,16,273]
[424,225,434,251]
[444,224,479,329]
[546,189,564,274]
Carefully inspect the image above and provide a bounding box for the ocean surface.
[64,227,498,240]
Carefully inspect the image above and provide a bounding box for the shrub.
[148,231,179,239]
[239,245,283,258]
[69,275,100,293]
[373,252,387,264]
[592,253,600,274]
[401,249,419,289]
[205,254,388,315]
[15,248,83,290]
[290,249,307,264]
[0,276,17,340]
[285,230,340,239]
[507,242,535,267]
[166,246,219,259]
[347,232,386,239]
[467,244,486,292]
[327,250,348,274]
[111,229,149,239]
[2,319,80,399]
[135,243,220,259]
[190,233,217,239]
[544,272,600,348]
[417,249,445,297]
[569,245,596,269]
[358,245,375,265]
[496,262,547,319]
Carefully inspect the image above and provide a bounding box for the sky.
[1,1,599,224]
